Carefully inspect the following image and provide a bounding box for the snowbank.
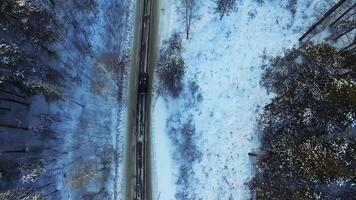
[151,97,177,200]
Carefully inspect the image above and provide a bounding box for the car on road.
[138,72,148,94]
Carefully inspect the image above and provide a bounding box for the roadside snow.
[152,97,177,200]
[152,0,336,199]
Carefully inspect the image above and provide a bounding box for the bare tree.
[73,0,99,17]
[214,0,237,20]
[180,0,198,39]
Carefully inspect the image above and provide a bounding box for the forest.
[249,1,356,199]
[0,0,132,199]
[251,43,356,199]
[1,0,355,199]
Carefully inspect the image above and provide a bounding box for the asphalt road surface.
[124,0,160,199]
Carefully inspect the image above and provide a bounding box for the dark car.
[138,72,148,94]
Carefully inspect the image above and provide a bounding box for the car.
[138,72,148,94]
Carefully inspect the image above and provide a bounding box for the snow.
[152,0,336,199]
[0,0,134,198]
[37,0,135,199]
[152,97,177,200]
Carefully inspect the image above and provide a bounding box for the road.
[124,0,160,199]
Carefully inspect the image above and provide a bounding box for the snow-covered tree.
[20,159,45,184]
[0,0,58,44]
[0,189,44,200]
[251,43,356,199]
[262,43,355,133]
[158,33,186,97]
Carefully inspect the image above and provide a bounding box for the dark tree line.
[251,43,356,199]
[0,0,93,199]
[0,0,130,199]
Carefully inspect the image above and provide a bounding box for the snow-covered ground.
[0,0,136,198]
[40,1,135,199]
[152,0,336,199]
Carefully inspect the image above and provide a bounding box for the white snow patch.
[152,0,335,199]
[152,97,178,200]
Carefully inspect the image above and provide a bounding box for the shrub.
[215,0,237,20]
[158,56,186,97]
[158,33,186,97]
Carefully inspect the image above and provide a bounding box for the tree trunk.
[0,148,27,154]
[330,3,356,27]
[0,124,29,131]
[334,26,355,41]
[0,107,11,111]
[299,0,348,41]
[36,182,54,190]
[248,152,258,157]
[0,88,26,99]
[44,189,59,197]
[339,40,356,54]
[60,96,85,108]
[0,97,30,107]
